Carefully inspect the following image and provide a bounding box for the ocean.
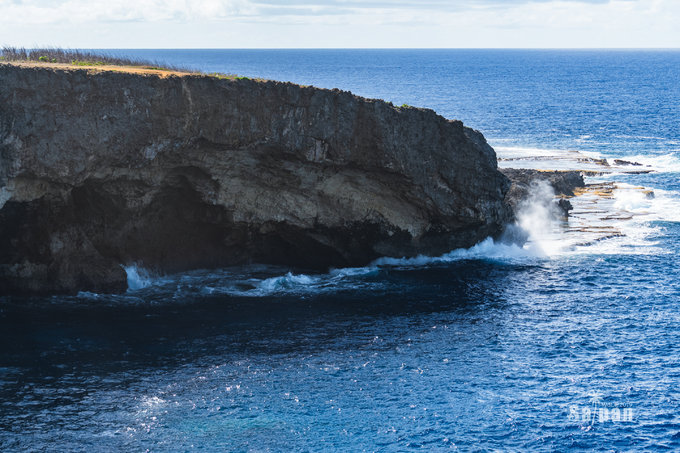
[1,49,680,451]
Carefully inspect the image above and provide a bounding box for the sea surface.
[2,50,680,451]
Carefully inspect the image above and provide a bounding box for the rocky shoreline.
[1,63,514,295]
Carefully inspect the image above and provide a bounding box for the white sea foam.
[257,272,320,292]
[614,184,680,222]
[494,145,680,175]
[372,238,534,267]
[566,183,680,256]
[493,146,609,172]
[123,265,155,291]
[243,238,536,296]
[613,185,653,213]
[614,153,680,173]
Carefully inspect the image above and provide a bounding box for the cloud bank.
[0,0,677,48]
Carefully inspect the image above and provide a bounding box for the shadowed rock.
[613,159,643,167]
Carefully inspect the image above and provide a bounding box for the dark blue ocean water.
[2,50,680,451]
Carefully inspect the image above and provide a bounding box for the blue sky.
[0,0,677,48]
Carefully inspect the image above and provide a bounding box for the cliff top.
[1,60,195,78]
[0,57,435,113]
[0,46,256,80]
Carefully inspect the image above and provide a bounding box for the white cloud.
[0,0,677,47]
[0,0,256,23]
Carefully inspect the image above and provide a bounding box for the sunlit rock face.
[0,64,511,294]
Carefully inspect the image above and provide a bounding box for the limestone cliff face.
[0,64,511,294]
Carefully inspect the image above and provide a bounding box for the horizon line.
[5,46,680,51]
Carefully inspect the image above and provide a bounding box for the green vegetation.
[401,103,411,108]
[207,72,259,82]
[208,72,234,80]
[71,60,105,66]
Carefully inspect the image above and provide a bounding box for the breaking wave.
[613,153,680,173]
[123,265,155,290]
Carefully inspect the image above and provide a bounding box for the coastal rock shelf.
[497,147,661,254]
[496,146,655,175]
[0,63,511,294]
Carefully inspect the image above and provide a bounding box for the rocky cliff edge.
[0,63,511,294]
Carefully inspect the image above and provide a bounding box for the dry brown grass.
[0,47,191,71]
[0,47,257,80]
[2,59,195,78]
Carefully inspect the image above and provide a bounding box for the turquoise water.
[2,50,680,451]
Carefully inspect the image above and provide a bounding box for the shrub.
[209,72,232,80]
[71,60,105,66]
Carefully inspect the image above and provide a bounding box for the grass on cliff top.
[0,47,252,80]
[1,46,182,69]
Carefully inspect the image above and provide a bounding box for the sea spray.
[515,180,566,257]
[123,265,155,291]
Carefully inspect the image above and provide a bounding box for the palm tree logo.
[588,391,604,407]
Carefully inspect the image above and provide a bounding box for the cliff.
[0,63,511,294]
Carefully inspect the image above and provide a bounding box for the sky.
[0,0,678,48]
